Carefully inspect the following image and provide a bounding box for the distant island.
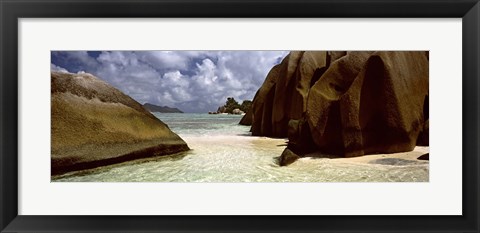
[209,97,252,115]
[143,103,183,113]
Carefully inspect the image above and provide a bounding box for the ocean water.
[54,113,429,182]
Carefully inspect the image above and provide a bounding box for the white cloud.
[137,51,190,71]
[51,51,288,112]
[50,63,69,73]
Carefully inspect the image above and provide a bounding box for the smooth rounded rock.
[51,71,189,175]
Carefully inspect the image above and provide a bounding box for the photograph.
[50,50,429,182]
[2,0,477,231]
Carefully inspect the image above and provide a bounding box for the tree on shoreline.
[240,100,252,113]
[225,97,241,114]
[214,97,252,114]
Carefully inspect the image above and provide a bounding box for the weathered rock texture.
[247,51,429,160]
[279,148,300,166]
[51,72,189,175]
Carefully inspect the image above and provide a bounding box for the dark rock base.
[52,143,189,176]
[279,148,300,166]
[417,153,429,160]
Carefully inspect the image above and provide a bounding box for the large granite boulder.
[306,51,374,155]
[271,52,304,136]
[290,51,329,121]
[307,51,428,157]
[51,71,189,175]
[248,51,429,160]
[417,119,429,146]
[239,110,253,125]
[251,64,282,136]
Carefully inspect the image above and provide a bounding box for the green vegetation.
[222,97,252,114]
[224,97,241,114]
[240,100,252,113]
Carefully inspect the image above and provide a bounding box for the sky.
[51,51,288,113]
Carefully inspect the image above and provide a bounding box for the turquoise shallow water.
[155,113,251,136]
[53,113,429,182]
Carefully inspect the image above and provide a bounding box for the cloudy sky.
[51,51,288,113]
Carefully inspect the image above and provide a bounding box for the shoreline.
[301,146,429,166]
[53,132,429,182]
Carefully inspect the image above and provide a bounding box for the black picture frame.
[1,0,479,232]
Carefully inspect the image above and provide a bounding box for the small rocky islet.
[51,50,428,177]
